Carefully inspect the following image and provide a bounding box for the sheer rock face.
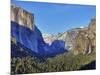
[11,5,34,30]
[11,5,45,54]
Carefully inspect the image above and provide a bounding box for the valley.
[11,5,96,74]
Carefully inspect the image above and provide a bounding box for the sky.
[11,0,96,34]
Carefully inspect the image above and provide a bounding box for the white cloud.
[80,26,84,28]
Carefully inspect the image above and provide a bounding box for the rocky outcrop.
[11,5,34,30]
[11,5,45,54]
[88,18,96,33]
[64,18,96,55]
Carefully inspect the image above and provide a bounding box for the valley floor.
[11,50,96,74]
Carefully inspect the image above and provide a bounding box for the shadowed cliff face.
[11,5,45,53]
[11,5,34,30]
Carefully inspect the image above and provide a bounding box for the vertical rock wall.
[11,5,34,30]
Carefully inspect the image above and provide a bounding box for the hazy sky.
[11,0,96,34]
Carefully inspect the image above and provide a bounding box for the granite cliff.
[11,5,34,30]
[11,5,45,55]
